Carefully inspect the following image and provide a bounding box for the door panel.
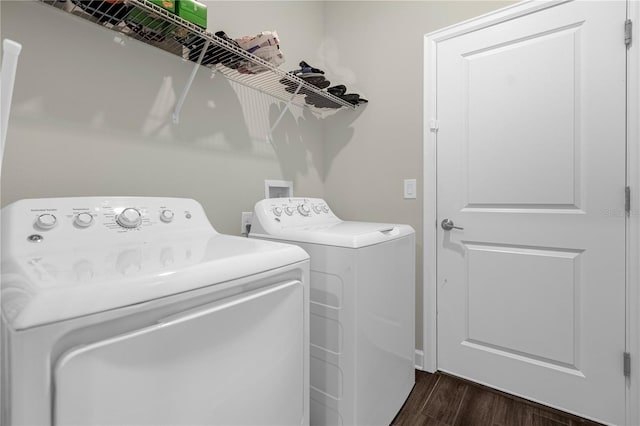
[436,1,626,423]
[465,25,581,208]
[465,243,581,367]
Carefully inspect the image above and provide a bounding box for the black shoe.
[282,72,330,94]
[338,93,360,104]
[305,94,341,109]
[327,85,346,97]
[300,74,330,89]
[299,60,325,74]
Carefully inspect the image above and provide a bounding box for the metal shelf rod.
[173,39,210,124]
[267,82,304,143]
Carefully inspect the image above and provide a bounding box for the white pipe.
[1,39,23,156]
[0,38,22,281]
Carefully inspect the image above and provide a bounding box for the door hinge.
[626,186,631,215]
[429,118,439,132]
[625,19,632,47]
[624,352,631,377]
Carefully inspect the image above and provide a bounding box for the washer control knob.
[284,206,295,216]
[297,204,311,216]
[74,213,94,228]
[321,205,329,213]
[116,208,142,229]
[273,207,283,217]
[36,214,57,230]
[160,209,174,223]
[312,205,322,214]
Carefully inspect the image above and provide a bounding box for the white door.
[435,1,627,424]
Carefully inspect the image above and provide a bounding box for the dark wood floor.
[392,370,603,426]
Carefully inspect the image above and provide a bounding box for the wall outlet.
[241,212,253,234]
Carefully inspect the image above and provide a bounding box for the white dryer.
[250,198,415,426]
[1,197,310,426]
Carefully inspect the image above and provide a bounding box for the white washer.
[1,197,310,426]
[250,197,415,426]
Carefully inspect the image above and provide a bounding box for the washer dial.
[297,204,311,216]
[160,209,174,223]
[36,214,57,230]
[74,213,94,228]
[273,207,283,217]
[116,208,142,229]
[284,206,295,216]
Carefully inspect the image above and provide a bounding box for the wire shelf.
[39,0,357,112]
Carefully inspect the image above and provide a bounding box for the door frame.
[422,0,640,423]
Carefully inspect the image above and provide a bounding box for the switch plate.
[404,179,417,199]
[241,212,253,234]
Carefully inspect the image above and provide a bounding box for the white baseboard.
[414,349,424,370]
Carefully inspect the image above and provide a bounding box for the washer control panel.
[2,197,214,252]
[253,197,339,230]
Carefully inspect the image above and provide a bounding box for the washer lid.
[1,234,308,330]
[252,221,415,248]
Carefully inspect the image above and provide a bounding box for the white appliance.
[250,197,415,426]
[1,196,310,426]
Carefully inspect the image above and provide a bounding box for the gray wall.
[1,0,327,233]
[322,1,514,351]
[1,1,513,353]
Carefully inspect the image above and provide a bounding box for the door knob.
[441,219,463,231]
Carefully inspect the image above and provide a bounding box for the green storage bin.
[177,0,207,29]
[151,0,176,13]
[125,0,176,38]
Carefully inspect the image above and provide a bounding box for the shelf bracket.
[173,40,211,124]
[267,82,304,143]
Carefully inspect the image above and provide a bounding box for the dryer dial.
[284,206,295,216]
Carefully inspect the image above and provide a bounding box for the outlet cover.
[241,212,253,234]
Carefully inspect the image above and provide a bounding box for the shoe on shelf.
[327,85,346,97]
[305,94,341,109]
[299,60,325,74]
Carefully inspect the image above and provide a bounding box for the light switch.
[404,179,417,199]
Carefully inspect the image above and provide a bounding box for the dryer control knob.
[74,213,94,228]
[312,205,322,214]
[321,205,329,213]
[284,206,295,216]
[298,204,311,216]
[116,208,142,229]
[36,213,57,230]
[273,207,283,217]
[160,209,174,223]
